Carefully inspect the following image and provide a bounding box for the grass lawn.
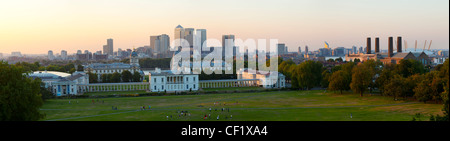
[201,86,265,91]
[83,90,146,96]
[40,90,443,121]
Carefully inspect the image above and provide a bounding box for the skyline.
[0,0,449,54]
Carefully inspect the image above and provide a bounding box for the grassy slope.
[40,90,443,121]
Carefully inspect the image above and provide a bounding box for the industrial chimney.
[375,37,380,53]
[397,36,402,53]
[366,37,371,54]
[388,37,394,57]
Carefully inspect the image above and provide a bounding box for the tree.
[101,74,109,83]
[350,63,373,97]
[321,70,331,88]
[295,60,323,90]
[414,80,432,103]
[395,59,425,78]
[87,71,98,83]
[383,74,405,100]
[111,72,121,83]
[376,64,396,95]
[132,71,142,82]
[76,64,84,71]
[328,70,351,94]
[0,61,45,121]
[122,70,132,82]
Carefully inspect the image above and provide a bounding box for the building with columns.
[84,49,144,81]
[237,69,286,88]
[149,68,199,92]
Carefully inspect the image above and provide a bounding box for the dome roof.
[131,51,138,57]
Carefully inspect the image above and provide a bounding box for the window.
[154,86,156,90]
[186,85,189,89]
[154,78,156,82]
[194,84,196,89]
[161,78,164,82]
[162,85,164,89]
[186,77,188,82]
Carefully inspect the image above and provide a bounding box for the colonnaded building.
[84,50,145,81]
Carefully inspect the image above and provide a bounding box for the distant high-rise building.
[77,50,82,54]
[174,25,185,48]
[305,46,309,54]
[61,50,67,60]
[11,52,22,57]
[359,47,363,54]
[298,46,302,55]
[48,50,55,60]
[222,35,235,57]
[352,46,357,54]
[277,43,287,55]
[196,29,207,49]
[106,38,113,56]
[184,28,195,46]
[150,34,170,56]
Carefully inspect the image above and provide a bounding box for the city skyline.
[0,0,448,54]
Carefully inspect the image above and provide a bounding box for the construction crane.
[428,40,432,51]
[423,40,427,52]
[415,40,417,52]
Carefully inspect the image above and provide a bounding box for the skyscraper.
[305,45,309,54]
[174,25,185,48]
[196,29,207,49]
[48,50,54,60]
[298,46,302,55]
[184,28,195,47]
[61,50,67,60]
[150,34,170,55]
[222,35,235,57]
[103,38,113,56]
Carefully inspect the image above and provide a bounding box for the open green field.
[40,90,443,121]
[201,86,265,91]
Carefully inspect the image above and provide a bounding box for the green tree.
[0,61,45,121]
[383,74,405,100]
[101,74,109,83]
[295,60,323,90]
[87,72,98,83]
[350,63,372,97]
[395,59,425,78]
[76,64,84,71]
[111,72,121,83]
[375,64,396,95]
[321,70,331,88]
[328,70,351,94]
[132,71,142,82]
[122,70,132,82]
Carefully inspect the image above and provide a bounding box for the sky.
[0,0,448,55]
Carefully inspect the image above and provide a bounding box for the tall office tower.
[48,50,54,60]
[106,38,113,56]
[196,29,207,49]
[174,25,185,48]
[184,28,195,47]
[277,43,287,55]
[150,34,170,55]
[103,45,108,55]
[150,36,158,51]
[352,46,357,54]
[118,48,122,57]
[305,46,309,54]
[359,47,363,54]
[222,35,235,57]
[77,50,82,54]
[298,46,302,55]
[61,50,67,60]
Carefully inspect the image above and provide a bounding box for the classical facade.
[28,71,89,96]
[237,69,286,88]
[149,68,199,92]
[84,49,144,81]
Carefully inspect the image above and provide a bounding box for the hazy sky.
[0,0,448,54]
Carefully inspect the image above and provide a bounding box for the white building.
[28,71,89,96]
[237,69,286,88]
[84,49,144,81]
[149,68,199,92]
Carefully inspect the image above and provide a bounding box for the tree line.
[279,58,449,121]
[87,70,142,83]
